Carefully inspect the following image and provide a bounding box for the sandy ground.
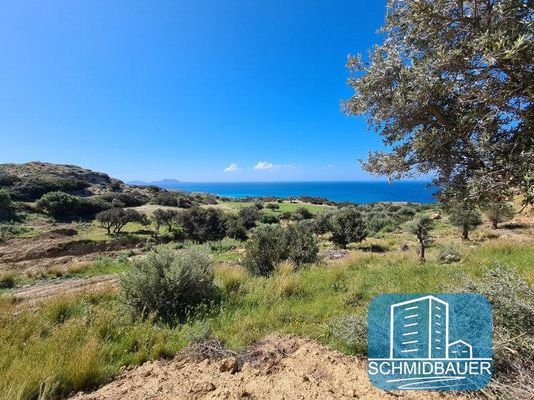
[70,336,467,400]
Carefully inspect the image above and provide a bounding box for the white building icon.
[389,295,472,359]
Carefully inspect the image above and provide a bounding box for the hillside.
[0,161,158,199]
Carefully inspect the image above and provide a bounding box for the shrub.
[176,207,226,242]
[9,177,90,201]
[0,189,13,220]
[329,314,367,354]
[244,225,288,276]
[313,209,334,234]
[265,203,280,211]
[330,207,367,248]
[97,192,148,207]
[293,207,314,220]
[448,205,483,240]
[482,201,515,229]
[96,208,147,234]
[459,266,534,399]
[0,272,16,289]
[366,213,395,236]
[121,248,217,322]
[279,211,292,220]
[260,214,279,224]
[238,206,262,229]
[152,192,179,207]
[437,247,462,264]
[37,191,82,219]
[223,214,248,241]
[285,223,319,266]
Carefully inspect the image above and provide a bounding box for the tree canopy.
[345,0,533,207]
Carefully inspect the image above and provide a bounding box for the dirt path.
[70,336,466,400]
[13,275,118,303]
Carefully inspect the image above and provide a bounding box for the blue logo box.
[368,294,492,391]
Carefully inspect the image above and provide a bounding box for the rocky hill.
[0,161,158,200]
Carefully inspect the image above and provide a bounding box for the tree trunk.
[491,220,498,229]
[462,225,469,240]
[418,240,425,263]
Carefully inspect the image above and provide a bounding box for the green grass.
[219,200,331,215]
[1,238,532,399]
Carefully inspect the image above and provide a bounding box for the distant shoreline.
[130,181,437,204]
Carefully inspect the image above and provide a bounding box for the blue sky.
[0,0,390,182]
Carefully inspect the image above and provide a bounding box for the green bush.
[9,177,90,201]
[329,314,367,354]
[238,206,262,229]
[244,225,288,276]
[176,207,226,242]
[292,207,314,220]
[244,223,319,275]
[265,203,280,211]
[0,189,13,220]
[97,192,148,207]
[366,213,395,236]
[223,214,248,241]
[286,223,319,266]
[313,209,334,234]
[260,214,279,224]
[121,248,217,322]
[151,192,192,207]
[330,207,367,248]
[37,191,82,219]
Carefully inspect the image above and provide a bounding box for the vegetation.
[329,207,367,248]
[406,216,434,262]
[0,189,13,220]
[243,224,288,276]
[96,208,147,234]
[285,223,319,267]
[37,191,83,219]
[121,248,217,322]
[152,208,178,233]
[177,207,226,243]
[483,201,515,229]
[344,0,533,209]
[238,206,262,229]
[448,205,483,240]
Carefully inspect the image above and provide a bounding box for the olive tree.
[330,207,367,249]
[482,201,515,229]
[406,216,434,262]
[448,206,483,240]
[345,0,533,208]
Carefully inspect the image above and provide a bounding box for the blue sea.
[155,181,436,204]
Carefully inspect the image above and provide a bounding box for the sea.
[152,181,437,204]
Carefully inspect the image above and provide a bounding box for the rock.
[400,243,410,251]
[192,382,216,393]
[219,357,238,373]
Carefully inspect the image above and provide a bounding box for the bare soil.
[13,275,118,303]
[0,229,145,274]
[70,336,466,400]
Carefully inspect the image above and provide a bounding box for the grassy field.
[0,230,532,399]
[217,200,331,215]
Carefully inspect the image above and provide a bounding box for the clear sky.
[0,0,391,182]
